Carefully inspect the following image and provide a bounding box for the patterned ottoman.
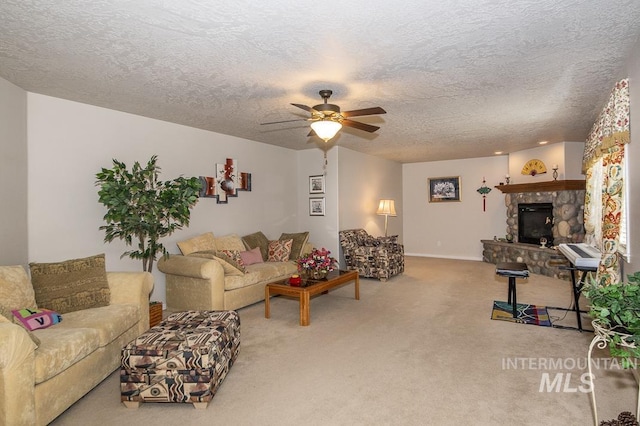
[120,310,240,409]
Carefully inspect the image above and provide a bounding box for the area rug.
[491,300,552,327]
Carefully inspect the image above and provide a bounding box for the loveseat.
[0,256,153,426]
[158,231,311,311]
[339,229,405,281]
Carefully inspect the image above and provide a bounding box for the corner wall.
[402,156,507,260]
[0,77,28,265]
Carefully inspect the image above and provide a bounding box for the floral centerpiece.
[296,248,338,280]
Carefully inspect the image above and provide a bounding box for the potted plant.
[96,155,201,273]
[583,271,640,368]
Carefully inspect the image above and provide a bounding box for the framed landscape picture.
[428,176,461,202]
[309,197,325,216]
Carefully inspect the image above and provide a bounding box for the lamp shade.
[376,199,397,216]
[310,120,342,142]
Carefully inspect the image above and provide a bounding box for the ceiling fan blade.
[291,103,314,113]
[342,107,387,118]
[260,118,309,125]
[307,128,317,137]
[342,119,380,133]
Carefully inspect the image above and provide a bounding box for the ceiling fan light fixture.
[310,120,342,142]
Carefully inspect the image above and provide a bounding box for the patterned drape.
[583,78,629,286]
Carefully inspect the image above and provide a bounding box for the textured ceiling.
[1,1,640,163]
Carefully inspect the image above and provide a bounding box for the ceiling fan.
[261,90,386,142]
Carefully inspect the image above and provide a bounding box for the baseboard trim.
[405,253,483,262]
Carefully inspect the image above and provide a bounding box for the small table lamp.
[376,199,397,237]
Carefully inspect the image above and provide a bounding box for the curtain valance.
[582,78,630,173]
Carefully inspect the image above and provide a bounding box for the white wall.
[508,142,585,184]
[0,78,28,265]
[27,93,300,303]
[337,147,403,238]
[624,36,640,274]
[403,156,507,260]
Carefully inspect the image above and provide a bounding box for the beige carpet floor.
[51,257,638,425]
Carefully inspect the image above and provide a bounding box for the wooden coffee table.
[264,270,359,326]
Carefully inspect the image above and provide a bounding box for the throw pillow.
[242,231,270,261]
[189,250,246,275]
[279,232,310,260]
[12,308,62,331]
[0,265,42,346]
[267,239,293,262]
[0,265,38,312]
[240,247,264,266]
[214,234,246,252]
[29,253,111,314]
[177,232,216,255]
[215,250,247,275]
[0,313,41,347]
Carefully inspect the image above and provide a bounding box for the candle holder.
[552,166,559,181]
[505,175,510,185]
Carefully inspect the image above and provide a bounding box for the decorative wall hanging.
[476,177,491,212]
[521,159,547,176]
[309,175,325,194]
[428,176,461,202]
[199,158,251,204]
[309,198,325,216]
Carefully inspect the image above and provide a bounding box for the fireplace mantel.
[494,180,585,194]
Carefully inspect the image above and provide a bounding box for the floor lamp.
[376,199,397,237]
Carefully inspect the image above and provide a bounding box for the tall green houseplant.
[96,155,201,272]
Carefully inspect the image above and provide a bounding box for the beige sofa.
[158,231,311,311]
[0,265,153,426]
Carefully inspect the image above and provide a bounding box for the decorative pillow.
[0,313,41,347]
[214,234,246,252]
[215,250,246,275]
[189,249,246,275]
[0,265,38,313]
[12,308,62,331]
[240,247,264,266]
[242,231,270,261]
[279,232,310,260]
[0,265,41,346]
[268,239,293,262]
[177,232,216,255]
[29,254,111,314]
[188,250,218,260]
[0,304,13,321]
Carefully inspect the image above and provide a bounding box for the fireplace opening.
[518,203,553,245]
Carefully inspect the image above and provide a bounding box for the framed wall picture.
[309,175,325,194]
[309,197,325,216]
[428,176,461,202]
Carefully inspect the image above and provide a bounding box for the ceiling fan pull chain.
[323,151,328,175]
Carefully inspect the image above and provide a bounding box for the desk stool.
[496,262,529,318]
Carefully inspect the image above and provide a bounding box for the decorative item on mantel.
[552,164,559,181]
[296,248,338,280]
[476,177,492,212]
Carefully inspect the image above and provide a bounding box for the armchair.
[339,229,404,281]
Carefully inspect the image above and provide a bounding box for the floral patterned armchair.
[339,229,404,281]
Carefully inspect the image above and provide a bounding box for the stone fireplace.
[482,180,586,280]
